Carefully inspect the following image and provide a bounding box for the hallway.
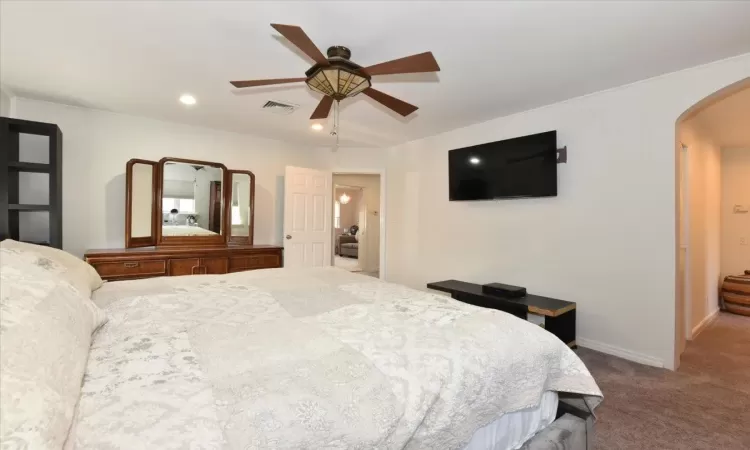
[578,313,750,450]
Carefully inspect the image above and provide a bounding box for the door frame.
[680,144,692,342]
[331,168,387,280]
[208,180,222,233]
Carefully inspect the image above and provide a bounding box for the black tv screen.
[448,131,558,201]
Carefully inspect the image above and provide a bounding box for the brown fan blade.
[270,24,328,65]
[363,88,418,117]
[230,77,306,88]
[363,51,440,76]
[310,96,334,120]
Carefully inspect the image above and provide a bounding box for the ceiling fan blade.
[270,24,328,65]
[363,88,418,117]
[230,77,306,88]
[310,96,334,120]
[363,51,440,76]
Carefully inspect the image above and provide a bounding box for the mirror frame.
[227,170,256,245]
[155,157,230,247]
[125,159,158,248]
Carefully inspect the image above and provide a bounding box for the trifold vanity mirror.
[125,157,255,248]
[84,157,279,281]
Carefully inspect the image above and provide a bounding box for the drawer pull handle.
[124,262,139,268]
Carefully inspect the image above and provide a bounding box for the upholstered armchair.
[337,235,358,258]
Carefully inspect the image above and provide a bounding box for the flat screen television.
[448,131,557,201]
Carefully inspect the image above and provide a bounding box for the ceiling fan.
[230,24,440,120]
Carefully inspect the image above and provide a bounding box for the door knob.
[286,235,292,240]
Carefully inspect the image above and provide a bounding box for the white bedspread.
[162,225,217,236]
[77,268,601,450]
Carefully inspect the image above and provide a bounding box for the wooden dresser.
[84,245,283,281]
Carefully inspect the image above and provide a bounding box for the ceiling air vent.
[261,100,298,115]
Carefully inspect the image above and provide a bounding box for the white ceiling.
[2,1,750,148]
[691,86,750,149]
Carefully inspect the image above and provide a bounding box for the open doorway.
[332,173,381,278]
[674,78,750,367]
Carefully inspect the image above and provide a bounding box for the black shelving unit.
[0,117,62,248]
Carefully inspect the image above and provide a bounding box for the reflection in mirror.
[230,173,252,239]
[161,162,223,237]
[130,163,154,238]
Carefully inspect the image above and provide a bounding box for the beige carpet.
[334,255,361,272]
[577,313,750,450]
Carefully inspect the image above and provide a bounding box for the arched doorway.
[674,77,750,366]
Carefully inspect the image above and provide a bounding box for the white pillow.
[0,247,106,450]
[0,240,103,297]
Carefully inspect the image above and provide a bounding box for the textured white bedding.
[464,391,559,450]
[81,268,600,449]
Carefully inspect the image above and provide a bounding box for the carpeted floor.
[334,255,361,272]
[577,313,750,450]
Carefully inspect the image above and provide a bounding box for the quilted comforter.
[75,267,602,449]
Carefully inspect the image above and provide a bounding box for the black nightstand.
[427,280,577,348]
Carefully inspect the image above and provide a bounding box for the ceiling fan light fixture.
[230,25,439,119]
[308,70,335,96]
[305,65,371,100]
[323,68,340,93]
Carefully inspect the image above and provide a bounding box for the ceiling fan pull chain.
[331,100,340,152]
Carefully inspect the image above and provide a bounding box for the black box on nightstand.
[482,282,527,298]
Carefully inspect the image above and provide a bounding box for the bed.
[0,242,602,450]
[162,224,218,237]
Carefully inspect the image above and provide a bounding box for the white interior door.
[284,166,332,268]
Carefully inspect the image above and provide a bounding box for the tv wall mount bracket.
[556,146,567,164]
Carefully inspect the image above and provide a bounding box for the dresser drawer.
[168,258,201,276]
[92,259,166,279]
[229,253,281,272]
[168,258,228,276]
[201,257,228,274]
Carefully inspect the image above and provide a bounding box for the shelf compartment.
[7,162,51,173]
[8,204,51,211]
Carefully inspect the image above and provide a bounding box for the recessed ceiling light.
[179,94,197,105]
[311,123,324,131]
[469,156,481,165]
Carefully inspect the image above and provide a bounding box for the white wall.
[11,98,318,257]
[721,148,750,277]
[678,119,722,335]
[0,88,11,117]
[358,53,750,369]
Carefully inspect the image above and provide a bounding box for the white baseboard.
[691,309,720,339]
[577,337,664,368]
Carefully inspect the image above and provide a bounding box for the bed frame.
[521,396,596,449]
